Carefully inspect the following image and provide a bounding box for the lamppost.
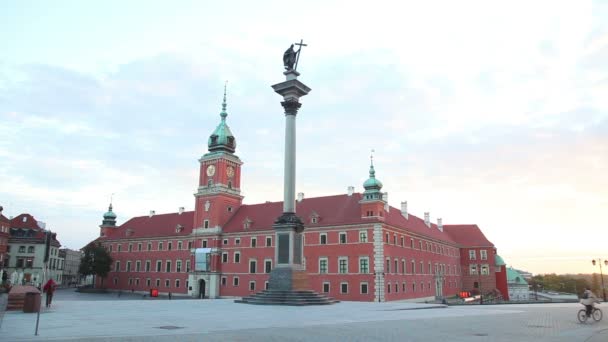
[591,258,607,302]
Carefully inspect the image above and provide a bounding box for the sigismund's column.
[268,58,311,291]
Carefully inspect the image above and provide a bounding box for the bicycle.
[578,305,603,323]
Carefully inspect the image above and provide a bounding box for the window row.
[221,255,273,274]
[316,230,368,245]
[108,240,194,253]
[468,249,489,260]
[384,258,460,276]
[222,236,272,248]
[113,260,191,273]
[384,233,458,257]
[114,277,187,289]
[468,264,491,275]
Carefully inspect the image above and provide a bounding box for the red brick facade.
[92,106,507,302]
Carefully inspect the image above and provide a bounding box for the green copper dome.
[495,254,506,266]
[102,203,117,226]
[208,85,236,153]
[363,164,383,190]
[362,155,384,201]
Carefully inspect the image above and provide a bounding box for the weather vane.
[283,39,307,71]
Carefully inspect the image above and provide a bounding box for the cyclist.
[581,287,599,317]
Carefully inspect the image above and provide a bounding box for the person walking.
[43,279,57,308]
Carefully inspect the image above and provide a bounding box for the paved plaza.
[0,289,606,341]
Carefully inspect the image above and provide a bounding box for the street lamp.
[591,259,607,302]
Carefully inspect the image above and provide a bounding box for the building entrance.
[199,279,206,299]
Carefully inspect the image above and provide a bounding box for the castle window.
[320,233,327,245]
[311,217,317,224]
[156,260,162,272]
[360,282,368,294]
[204,220,209,229]
[265,260,272,273]
[319,258,328,274]
[235,238,240,245]
[118,244,122,252]
[128,244,132,252]
[138,243,142,251]
[158,242,163,250]
[339,257,348,274]
[234,252,240,263]
[222,253,228,263]
[339,232,347,244]
[177,241,182,250]
[249,260,257,273]
[233,277,239,286]
[19,246,25,253]
[249,281,256,291]
[147,243,151,251]
[168,242,172,251]
[165,279,170,288]
[221,277,227,286]
[251,237,257,248]
[359,230,367,243]
[175,279,180,288]
[227,206,233,212]
[340,282,349,294]
[266,236,272,247]
[323,282,330,293]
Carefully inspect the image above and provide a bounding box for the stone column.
[268,69,311,290]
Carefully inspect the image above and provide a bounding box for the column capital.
[281,99,302,116]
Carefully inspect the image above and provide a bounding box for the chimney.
[178,207,185,215]
[383,192,389,212]
[437,218,443,232]
[149,210,155,217]
[347,186,354,196]
[400,201,408,219]
[424,212,430,227]
[297,192,304,202]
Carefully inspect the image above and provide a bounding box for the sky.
[1,0,607,275]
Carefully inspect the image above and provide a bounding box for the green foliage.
[79,243,113,282]
[530,273,590,297]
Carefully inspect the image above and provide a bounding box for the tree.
[79,243,112,288]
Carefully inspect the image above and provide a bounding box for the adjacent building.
[59,248,83,286]
[5,213,63,286]
[0,206,10,281]
[91,94,508,302]
[507,267,530,301]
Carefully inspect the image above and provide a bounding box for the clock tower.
[193,85,243,230]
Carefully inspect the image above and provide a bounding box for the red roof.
[102,193,494,248]
[224,194,368,233]
[8,213,61,246]
[10,214,40,229]
[443,224,494,247]
[0,213,9,224]
[103,211,195,239]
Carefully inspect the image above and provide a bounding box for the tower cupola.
[208,84,236,153]
[362,154,384,201]
[102,203,117,227]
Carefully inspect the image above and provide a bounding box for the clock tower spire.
[193,84,243,230]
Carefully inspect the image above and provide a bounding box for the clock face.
[226,166,235,178]
[206,165,216,177]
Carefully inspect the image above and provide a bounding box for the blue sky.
[1,0,607,274]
